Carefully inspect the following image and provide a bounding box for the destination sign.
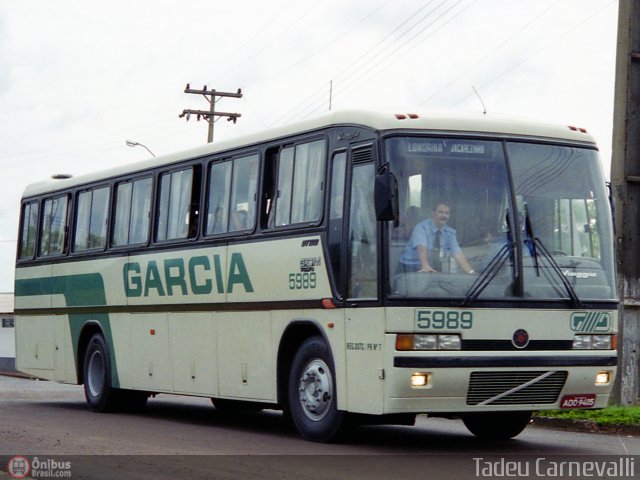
[405,140,488,156]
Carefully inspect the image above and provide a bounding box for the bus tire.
[288,336,346,442]
[462,411,532,440]
[83,333,120,412]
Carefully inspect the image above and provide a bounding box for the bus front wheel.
[288,336,346,442]
[462,411,532,440]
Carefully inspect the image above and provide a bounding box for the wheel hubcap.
[298,358,333,421]
[87,350,105,397]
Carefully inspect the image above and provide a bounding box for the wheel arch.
[76,320,107,385]
[276,320,331,407]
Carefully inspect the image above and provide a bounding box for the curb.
[0,370,32,379]
[532,416,640,436]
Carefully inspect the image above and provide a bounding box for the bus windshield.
[385,136,616,302]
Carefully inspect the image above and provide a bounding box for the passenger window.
[156,167,196,241]
[271,139,326,227]
[74,187,109,251]
[206,154,258,235]
[112,177,152,246]
[229,154,259,232]
[19,201,39,259]
[292,140,325,223]
[39,195,69,256]
[275,147,294,227]
[206,161,232,235]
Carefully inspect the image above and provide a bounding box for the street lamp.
[125,139,156,157]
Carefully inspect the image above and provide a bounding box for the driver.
[399,202,475,274]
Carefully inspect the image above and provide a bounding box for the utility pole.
[179,84,243,143]
[610,0,640,405]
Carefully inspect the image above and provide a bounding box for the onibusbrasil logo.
[7,456,30,479]
[7,456,72,478]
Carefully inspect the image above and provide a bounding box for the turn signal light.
[573,334,616,350]
[396,334,461,351]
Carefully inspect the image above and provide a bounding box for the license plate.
[560,394,596,409]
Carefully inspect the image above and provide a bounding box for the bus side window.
[39,195,69,257]
[205,155,258,235]
[206,160,232,235]
[18,201,39,259]
[261,147,279,230]
[112,177,152,246]
[229,154,259,233]
[268,139,326,228]
[291,140,325,224]
[74,186,109,251]
[156,166,200,242]
[275,146,294,227]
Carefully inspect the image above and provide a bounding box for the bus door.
[330,143,386,415]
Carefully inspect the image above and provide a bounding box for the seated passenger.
[399,202,475,274]
[230,209,249,231]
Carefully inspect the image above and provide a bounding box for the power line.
[449,0,617,108]
[327,0,474,114]
[209,3,322,85]
[297,0,474,121]
[282,0,474,123]
[269,0,445,126]
[238,0,391,93]
[419,0,562,106]
[206,1,294,83]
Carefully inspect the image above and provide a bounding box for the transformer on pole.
[179,84,243,143]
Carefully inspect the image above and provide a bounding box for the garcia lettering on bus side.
[123,252,254,297]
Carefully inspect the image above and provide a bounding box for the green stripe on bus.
[15,274,119,387]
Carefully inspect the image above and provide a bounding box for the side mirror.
[374,164,399,226]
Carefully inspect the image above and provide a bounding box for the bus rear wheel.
[287,336,346,442]
[462,411,532,440]
[83,333,150,412]
[83,333,120,412]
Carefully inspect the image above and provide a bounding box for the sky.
[0,0,620,292]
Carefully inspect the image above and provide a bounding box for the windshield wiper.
[523,204,540,277]
[462,211,516,306]
[523,204,582,308]
[462,244,512,306]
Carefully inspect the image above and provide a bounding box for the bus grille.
[461,340,573,351]
[466,371,568,406]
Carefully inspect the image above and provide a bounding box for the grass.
[536,406,640,426]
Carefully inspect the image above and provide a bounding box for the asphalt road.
[1,375,638,479]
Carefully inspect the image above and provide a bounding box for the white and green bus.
[15,110,617,442]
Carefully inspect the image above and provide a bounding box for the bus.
[14,109,617,442]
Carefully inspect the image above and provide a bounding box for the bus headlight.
[595,371,612,386]
[572,334,616,350]
[438,335,462,350]
[396,334,462,351]
[572,335,591,349]
[411,372,431,388]
[413,334,438,350]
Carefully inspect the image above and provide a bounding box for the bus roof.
[21,109,597,198]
